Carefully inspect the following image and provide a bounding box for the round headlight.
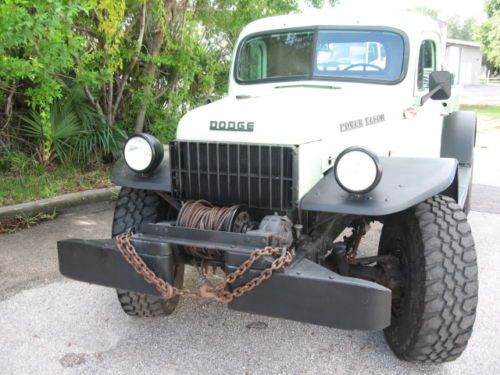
[123,133,163,173]
[334,146,382,194]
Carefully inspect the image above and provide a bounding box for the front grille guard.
[170,141,298,211]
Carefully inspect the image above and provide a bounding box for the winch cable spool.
[115,200,294,303]
[176,200,243,260]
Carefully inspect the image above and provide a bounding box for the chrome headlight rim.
[123,133,164,174]
[333,146,383,194]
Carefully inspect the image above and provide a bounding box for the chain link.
[116,232,293,304]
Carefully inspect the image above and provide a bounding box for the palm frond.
[19,84,126,165]
[19,112,44,140]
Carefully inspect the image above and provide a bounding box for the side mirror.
[421,71,452,105]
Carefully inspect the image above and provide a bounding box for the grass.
[0,163,112,206]
[461,105,500,133]
[0,211,58,234]
[461,105,500,119]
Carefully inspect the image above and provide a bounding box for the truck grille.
[170,141,296,211]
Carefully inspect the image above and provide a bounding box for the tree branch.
[108,79,113,125]
[153,76,180,101]
[84,85,106,121]
[73,24,99,39]
[0,83,16,133]
[112,2,147,122]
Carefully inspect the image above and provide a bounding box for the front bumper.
[57,223,392,331]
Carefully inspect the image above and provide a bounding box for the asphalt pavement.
[1,132,500,374]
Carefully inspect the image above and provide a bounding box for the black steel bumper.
[57,224,391,331]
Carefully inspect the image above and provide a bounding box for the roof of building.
[446,38,481,48]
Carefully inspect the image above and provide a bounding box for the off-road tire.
[112,188,183,317]
[379,195,478,363]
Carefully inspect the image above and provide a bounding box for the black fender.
[111,147,172,192]
[441,111,476,164]
[299,157,458,216]
[440,111,476,209]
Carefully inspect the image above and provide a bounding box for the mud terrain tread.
[116,289,168,317]
[111,188,161,237]
[112,188,180,317]
[383,195,478,363]
[412,196,478,362]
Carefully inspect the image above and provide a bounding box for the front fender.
[441,111,476,164]
[111,147,172,192]
[300,157,457,216]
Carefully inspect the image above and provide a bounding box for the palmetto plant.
[20,86,126,165]
[73,123,125,163]
[65,85,126,163]
[20,100,81,165]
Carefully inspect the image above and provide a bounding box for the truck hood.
[176,86,401,146]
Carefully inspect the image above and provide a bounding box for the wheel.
[379,195,478,363]
[112,188,184,317]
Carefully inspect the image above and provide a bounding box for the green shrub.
[19,85,126,166]
[73,122,126,163]
[0,150,41,174]
[19,100,82,165]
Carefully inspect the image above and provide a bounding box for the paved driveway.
[1,131,500,374]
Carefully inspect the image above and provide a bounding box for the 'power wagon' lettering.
[339,114,385,132]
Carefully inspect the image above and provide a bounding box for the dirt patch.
[59,353,86,368]
[477,115,500,134]
[0,212,57,234]
[246,321,268,329]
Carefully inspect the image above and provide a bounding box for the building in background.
[445,39,482,85]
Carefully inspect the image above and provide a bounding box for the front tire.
[379,195,478,363]
[112,188,184,317]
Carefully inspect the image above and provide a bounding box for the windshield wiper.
[274,84,341,90]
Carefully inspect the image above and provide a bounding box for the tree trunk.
[134,32,165,133]
[0,83,15,133]
[134,0,175,133]
[112,2,147,124]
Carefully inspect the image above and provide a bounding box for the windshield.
[236,29,407,84]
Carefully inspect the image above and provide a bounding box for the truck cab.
[176,10,469,205]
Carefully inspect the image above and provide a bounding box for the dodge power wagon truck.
[58,9,478,363]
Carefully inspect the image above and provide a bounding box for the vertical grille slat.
[280,147,284,211]
[196,143,201,199]
[226,145,230,200]
[247,145,252,206]
[268,146,272,210]
[237,144,241,201]
[171,141,295,211]
[216,143,220,198]
[259,145,262,206]
[177,143,183,196]
[186,142,192,196]
[206,143,211,201]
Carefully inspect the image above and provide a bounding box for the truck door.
[391,35,445,158]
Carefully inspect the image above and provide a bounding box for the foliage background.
[0,0,498,173]
[0,0,337,167]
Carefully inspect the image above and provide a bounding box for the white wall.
[445,44,482,85]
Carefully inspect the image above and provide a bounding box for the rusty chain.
[116,232,293,304]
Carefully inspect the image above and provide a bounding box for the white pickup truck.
[58,9,478,363]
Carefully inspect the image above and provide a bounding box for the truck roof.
[239,7,442,41]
